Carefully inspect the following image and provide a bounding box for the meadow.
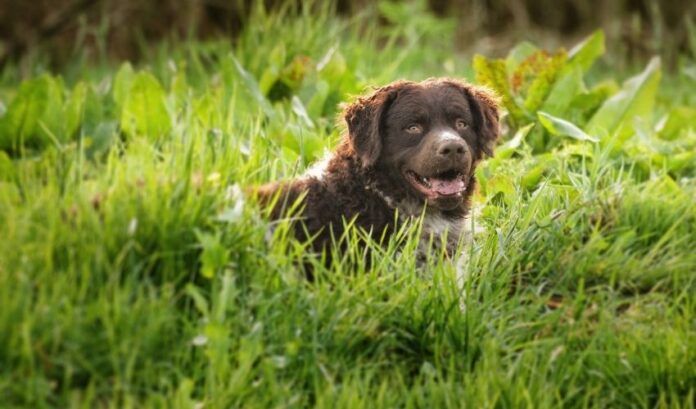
[0,2,695,408]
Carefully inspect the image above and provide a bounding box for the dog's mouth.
[404,168,467,199]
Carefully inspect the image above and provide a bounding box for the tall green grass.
[0,2,694,408]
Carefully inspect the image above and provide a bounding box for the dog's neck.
[364,166,473,258]
[364,177,423,217]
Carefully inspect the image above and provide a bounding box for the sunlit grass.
[0,2,694,408]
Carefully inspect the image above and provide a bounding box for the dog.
[254,78,500,265]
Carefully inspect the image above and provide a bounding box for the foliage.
[0,4,694,409]
[474,30,696,194]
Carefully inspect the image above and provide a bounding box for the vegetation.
[0,2,694,408]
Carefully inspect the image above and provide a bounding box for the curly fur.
[253,78,500,266]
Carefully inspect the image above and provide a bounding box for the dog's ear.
[343,83,401,167]
[466,85,501,157]
[445,80,501,157]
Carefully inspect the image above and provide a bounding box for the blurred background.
[1,0,695,69]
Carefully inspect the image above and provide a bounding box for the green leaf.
[520,161,549,191]
[64,82,87,139]
[33,77,66,146]
[113,62,134,108]
[541,66,585,116]
[665,151,696,173]
[0,75,64,151]
[306,80,331,119]
[76,84,112,157]
[170,65,191,115]
[538,111,598,142]
[570,80,619,116]
[496,123,535,159]
[120,71,172,140]
[587,57,662,137]
[291,96,315,129]
[86,121,118,158]
[195,230,229,279]
[484,174,516,205]
[473,54,525,126]
[317,47,347,81]
[81,85,105,135]
[536,31,605,121]
[259,66,281,96]
[193,91,224,127]
[568,30,605,72]
[0,151,14,180]
[522,50,567,113]
[657,106,696,141]
[505,41,539,74]
[230,55,275,119]
[185,284,210,316]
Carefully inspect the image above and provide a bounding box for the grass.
[0,2,695,408]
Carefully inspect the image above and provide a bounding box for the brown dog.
[255,78,500,263]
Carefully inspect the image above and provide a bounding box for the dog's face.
[344,79,500,211]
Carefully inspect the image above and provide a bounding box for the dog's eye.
[455,119,469,130]
[405,124,423,134]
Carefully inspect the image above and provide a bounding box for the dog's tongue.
[430,177,465,195]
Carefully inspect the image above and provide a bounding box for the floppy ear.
[465,84,501,157]
[444,80,501,157]
[343,83,401,167]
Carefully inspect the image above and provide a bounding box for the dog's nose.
[437,140,466,158]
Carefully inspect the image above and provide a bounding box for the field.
[1,3,695,408]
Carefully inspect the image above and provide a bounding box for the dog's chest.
[367,186,467,255]
[422,214,463,237]
[420,213,465,253]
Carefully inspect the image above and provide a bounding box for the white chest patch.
[302,152,332,181]
[417,206,484,263]
[422,213,464,238]
[417,213,466,257]
[369,184,478,255]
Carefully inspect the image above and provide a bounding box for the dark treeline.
[1,0,694,67]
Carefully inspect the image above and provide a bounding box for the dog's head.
[343,78,501,211]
